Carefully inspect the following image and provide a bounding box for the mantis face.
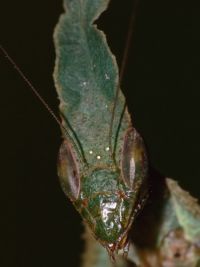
[77,169,145,257]
[58,128,148,257]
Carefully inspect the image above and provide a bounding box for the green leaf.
[166,178,200,243]
[129,177,200,266]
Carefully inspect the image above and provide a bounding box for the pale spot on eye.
[97,155,101,159]
[105,147,110,151]
[89,150,93,154]
[130,157,135,186]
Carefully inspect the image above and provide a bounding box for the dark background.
[0,0,199,266]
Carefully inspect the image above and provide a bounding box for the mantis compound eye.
[58,141,80,201]
[121,128,148,190]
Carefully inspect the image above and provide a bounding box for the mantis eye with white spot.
[58,141,80,201]
[121,128,148,189]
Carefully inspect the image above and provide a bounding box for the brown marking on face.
[117,190,127,199]
[82,198,88,208]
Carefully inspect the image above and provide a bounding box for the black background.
[0,0,199,266]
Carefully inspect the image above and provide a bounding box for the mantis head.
[58,128,148,258]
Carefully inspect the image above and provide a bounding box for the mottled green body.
[54,0,148,257]
[53,0,200,266]
[54,0,129,168]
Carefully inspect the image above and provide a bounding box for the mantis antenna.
[108,0,140,156]
[0,44,88,166]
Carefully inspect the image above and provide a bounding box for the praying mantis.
[0,0,199,267]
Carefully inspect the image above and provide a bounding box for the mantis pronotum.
[0,0,199,267]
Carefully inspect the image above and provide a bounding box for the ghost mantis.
[1,0,200,267]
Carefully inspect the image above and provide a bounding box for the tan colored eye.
[58,141,80,201]
[121,128,148,189]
